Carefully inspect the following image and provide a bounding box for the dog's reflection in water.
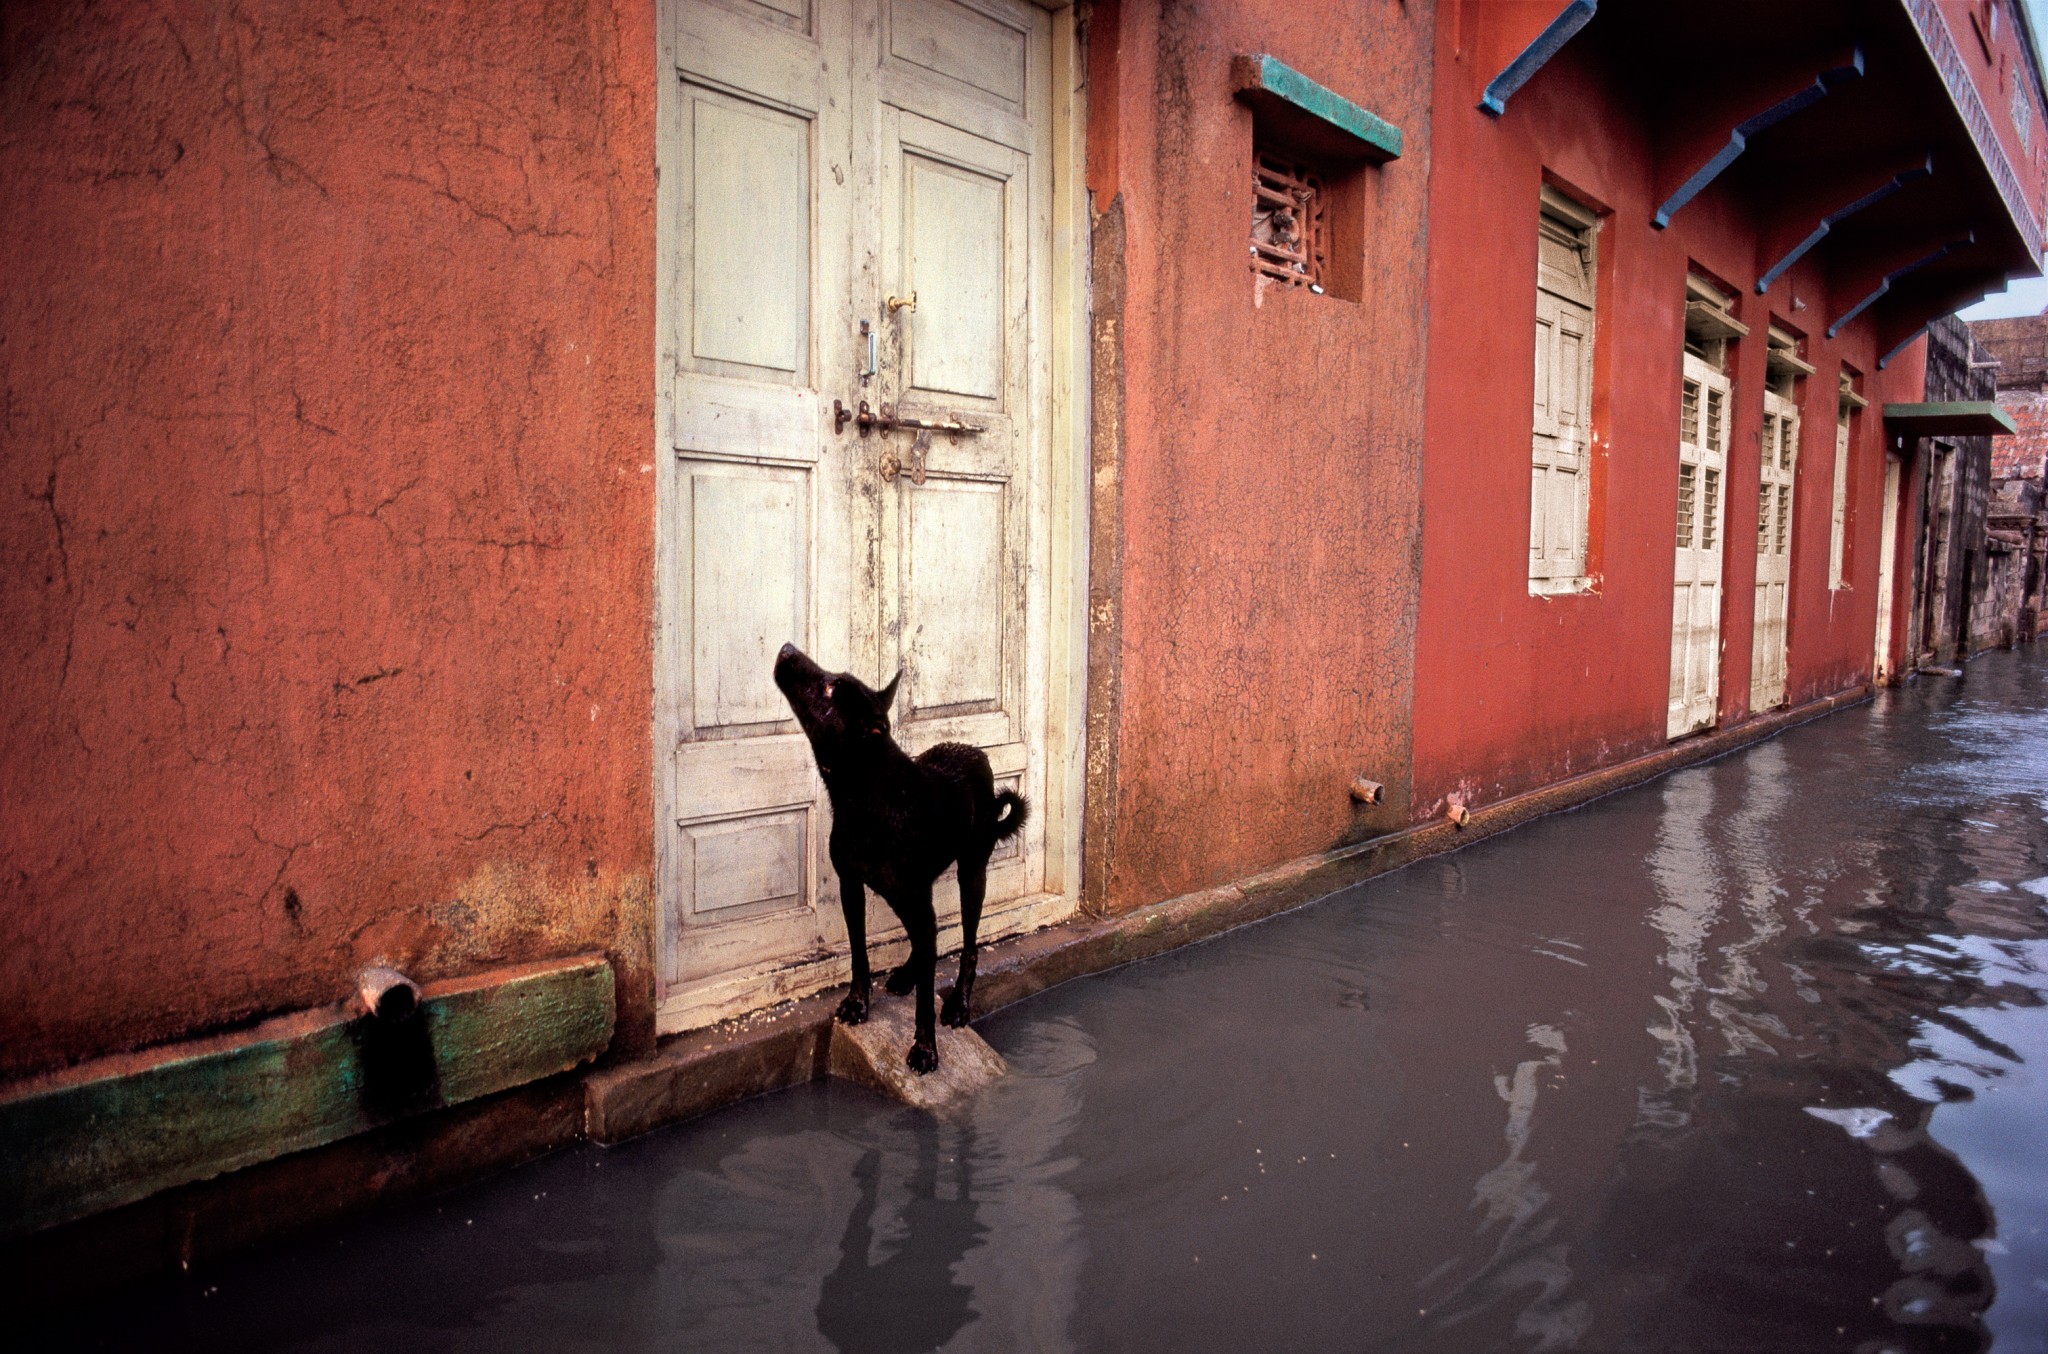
[816,1120,988,1354]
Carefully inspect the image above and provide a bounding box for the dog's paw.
[884,963,917,996]
[905,1043,938,1075]
[940,990,970,1027]
[834,992,869,1026]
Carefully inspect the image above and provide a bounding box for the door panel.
[879,99,1030,760]
[1529,291,1590,580]
[739,0,810,30]
[664,0,855,996]
[1670,355,1729,738]
[1875,453,1901,681]
[1749,393,1797,710]
[659,0,1059,1025]
[904,155,1008,399]
[905,479,1007,714]
[680,806,811,924]
[687,463,811,732]
[687,93,811,378]
[887,0,1029,110]
[872,10,1046,907]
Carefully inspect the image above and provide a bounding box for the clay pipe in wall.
[1349,777,1385,805]
[1446,801,1472,828]
[358,966,421,1022]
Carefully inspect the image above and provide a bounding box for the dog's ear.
[877,670,901,713]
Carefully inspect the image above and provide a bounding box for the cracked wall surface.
[0,0,658,1080]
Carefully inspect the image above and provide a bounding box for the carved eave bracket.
[1872,267,2009,369]
[1756,152,1936,294]
[1478,0,1598,118]
[1654,47,1866,230]
[1827,232,1974,339]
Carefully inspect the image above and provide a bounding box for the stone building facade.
[1967,314,2048,648]
[1913,317,1999,664]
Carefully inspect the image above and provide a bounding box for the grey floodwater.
[37,649,2048,1353]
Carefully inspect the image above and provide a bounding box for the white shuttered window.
[1530,188,1597,594]
[1829,372,1858,590]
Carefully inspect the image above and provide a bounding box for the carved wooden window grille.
[1677,464,1696,547]
[1702,468,1720,549]
[1758,473,1774,547]
[1250,153,1326,289]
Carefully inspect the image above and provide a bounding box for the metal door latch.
[831,399,984,438]
[879,431,932,485]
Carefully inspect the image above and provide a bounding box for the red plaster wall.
[1411,26,1925,819]
[0,0,658,1081]
[1088,0,1435,912]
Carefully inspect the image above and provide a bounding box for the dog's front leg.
[835,868,872,1026]
[902,883,939,1074]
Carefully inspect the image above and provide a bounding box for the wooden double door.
[657,0,1064,1029]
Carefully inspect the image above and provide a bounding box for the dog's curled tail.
[992,789,1030,843]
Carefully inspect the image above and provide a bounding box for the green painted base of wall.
[0,955,614,1240]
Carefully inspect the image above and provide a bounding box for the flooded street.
[47,648,2048,1353]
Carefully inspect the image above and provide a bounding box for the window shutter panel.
[1530,197,1595,590]
[1829,415,1850,587]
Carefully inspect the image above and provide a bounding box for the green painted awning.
[1231,54,1402,163]
[1881,401,2017,436]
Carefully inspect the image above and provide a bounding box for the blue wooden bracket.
[1654,47,1866,229]
[1479,0,1598,117]
[1233,54,1403,163]
[1827,233,1974,339]
[1756,153,1935,294]
[1877,325,1932,371]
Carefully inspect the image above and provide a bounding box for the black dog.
[773,643,1028,1074]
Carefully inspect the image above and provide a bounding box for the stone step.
[827,995,1007,1111]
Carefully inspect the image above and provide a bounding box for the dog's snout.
[777,642,797,661]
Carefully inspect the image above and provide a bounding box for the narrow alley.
[40,647,2048,1354]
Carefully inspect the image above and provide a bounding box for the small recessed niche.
[1233,54,1401,304]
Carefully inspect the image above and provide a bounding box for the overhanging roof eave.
[1881,400,2019,436]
